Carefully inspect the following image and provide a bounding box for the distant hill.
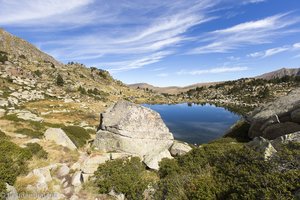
[256,67,300,80]
[128,82,221,94]
[130,67,300,94]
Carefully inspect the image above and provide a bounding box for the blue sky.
[1,0,300,86]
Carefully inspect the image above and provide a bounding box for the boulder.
[45,128,77,150]
[291,109,300,123]
[246,137,277,160]
[262,122,300,140]
[247,88,300,139]
[144,149,173,170]
[26,165,57,191]
[170,141,192,156]
[93,101,174,169]
[81,153,110,174]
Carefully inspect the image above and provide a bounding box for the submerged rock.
[93,101,174,169]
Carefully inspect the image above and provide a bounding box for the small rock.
[271,131,300,150]
[247,137,277,160]
[57,165,70,178]
[6,183,18,200]
[0,99,8,107]
[109,189,125,200]
[170,141,192,156]
[71,171,83,187]
[143,149,173,170]
[81,153,110,174]
[70,195,79,200]
[0,108,5,117]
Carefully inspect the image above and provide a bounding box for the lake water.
[144,103,241,145]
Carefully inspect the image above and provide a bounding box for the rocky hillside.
[256,67,300,80]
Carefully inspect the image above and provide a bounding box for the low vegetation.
[0,132,32,198]
[94,157,156,200]
[155,138,300,200]
[62,126,91,148]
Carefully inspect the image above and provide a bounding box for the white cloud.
[188,13,299,54]
[248,42,300,58]
[177,66,249,75]
[31,0,219,71]
[95,51,173,73]
[0,0,95,26]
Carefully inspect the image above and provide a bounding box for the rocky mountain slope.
[256,67,300,80]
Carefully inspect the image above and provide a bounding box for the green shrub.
[62,126,91,148]
[0,130,9,140]
[0,139,32,187]
[0,53,8,63]
[26,143,48,159]
[155,140,300,200]
[15,128,43,138]
[34,70,42,77]
[94,157,152,200]
[56,74,64,86]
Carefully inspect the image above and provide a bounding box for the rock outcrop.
[247,88,300,139]
[93,101,174,169]
[45,128,77,150]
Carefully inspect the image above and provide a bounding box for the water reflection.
[144,103,240,145]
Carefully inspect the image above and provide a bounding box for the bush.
[26,143,48,159]
[0,52,8,63]
[15,128,43,138]
[0,139,32,193]
[62,126,91,148]
[34,70,42,77]
[56,74,64,86]
[155,139,300,200]
[94,157,153,200]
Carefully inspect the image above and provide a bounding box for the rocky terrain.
[0,28,299,200]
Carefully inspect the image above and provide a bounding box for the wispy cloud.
[95,51,173,73]
[33,0,219,71]
[188,13,299,54]
[157,73,169,77]
[248,42,300,58]
[0,0,95,27]
[177,66,249,75]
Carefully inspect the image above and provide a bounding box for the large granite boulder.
[247,88,300,139]
[45,128,77,150]
[93,101,174,169]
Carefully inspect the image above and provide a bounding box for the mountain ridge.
[129,67,300,94]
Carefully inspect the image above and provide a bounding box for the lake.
[144,103,241,145]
